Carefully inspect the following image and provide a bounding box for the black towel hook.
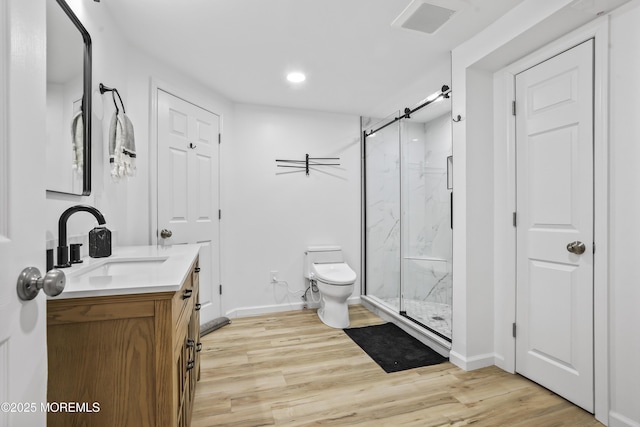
[111,90,119,114]
[99,83,126,115]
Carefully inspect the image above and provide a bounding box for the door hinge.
[512,322,517,338]
[218,209,221,220]
[512,101,516,116]
[593,242,596,254]
[513,212,517,227]
[219,284,222,295]
[218,133,221,144]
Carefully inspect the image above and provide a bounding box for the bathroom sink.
[52,245,200,299]
[69,257,169,278]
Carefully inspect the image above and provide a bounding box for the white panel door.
[515,40,594,412]
[0,1,48,425]
[158,90,220,325]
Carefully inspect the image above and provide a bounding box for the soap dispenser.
[89,226,112,258]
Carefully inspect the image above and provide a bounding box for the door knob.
[566,241,586,255]
[16,267,66,301]
[160,229,173,239]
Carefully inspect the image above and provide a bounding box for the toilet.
[304,246,356,328]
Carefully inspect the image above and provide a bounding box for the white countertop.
[49,244,200,300]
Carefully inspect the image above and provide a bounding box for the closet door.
[157,89,221,325]
[515,40,594,412]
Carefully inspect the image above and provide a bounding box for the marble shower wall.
[364,115,401,303]
[402,113,452,304]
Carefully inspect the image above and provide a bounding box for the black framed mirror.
[46,0,92,195]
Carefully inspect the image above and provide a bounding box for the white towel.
[71,111,83,173]
[109,111,136,180]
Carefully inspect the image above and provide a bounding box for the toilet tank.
[304,246,343,278]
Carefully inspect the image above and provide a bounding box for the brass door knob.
[160,229,173,239]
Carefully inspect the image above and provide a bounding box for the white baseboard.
[493,353,514,373]
[609,411,640,427]
[449,351,495,371]
[225,296,362,319]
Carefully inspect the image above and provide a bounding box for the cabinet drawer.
[48,299,155,325]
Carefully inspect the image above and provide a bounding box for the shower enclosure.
[362,88,452,342]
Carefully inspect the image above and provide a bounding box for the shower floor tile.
[381,297,451,339]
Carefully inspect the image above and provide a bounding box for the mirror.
[46,0,92,195]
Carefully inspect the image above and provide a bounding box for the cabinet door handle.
[195,267,201,273]
[182,289,193,299]
[195,303,201,311]
[196,342,202,353]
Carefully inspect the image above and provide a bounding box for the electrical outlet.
[269,270,279,284]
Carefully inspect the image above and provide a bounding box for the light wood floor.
[192,305,601,427]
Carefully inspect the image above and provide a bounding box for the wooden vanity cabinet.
[47,257,201,427]
[176,263,200,427]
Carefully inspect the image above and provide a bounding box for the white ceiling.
[103,0,526,117]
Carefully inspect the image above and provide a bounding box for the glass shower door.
[400,99,453,340]
[363,89,453,342]
[363,114,401,312]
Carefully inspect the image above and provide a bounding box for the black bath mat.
[344,323,447,373]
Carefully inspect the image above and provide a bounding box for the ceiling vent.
[391,0,461,35]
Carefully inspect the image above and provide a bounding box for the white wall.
[608,3,640,425]
[223,104,361,316]
[450,0,577,371]
[458,68,495,365]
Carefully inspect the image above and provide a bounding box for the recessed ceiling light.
[287,72,306,83]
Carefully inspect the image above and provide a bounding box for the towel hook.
[111,90,119,114]
[99,83,126,115]
[275,154,340,176]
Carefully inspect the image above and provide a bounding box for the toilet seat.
[311,262,356,285]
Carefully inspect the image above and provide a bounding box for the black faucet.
[56,205,106,268]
